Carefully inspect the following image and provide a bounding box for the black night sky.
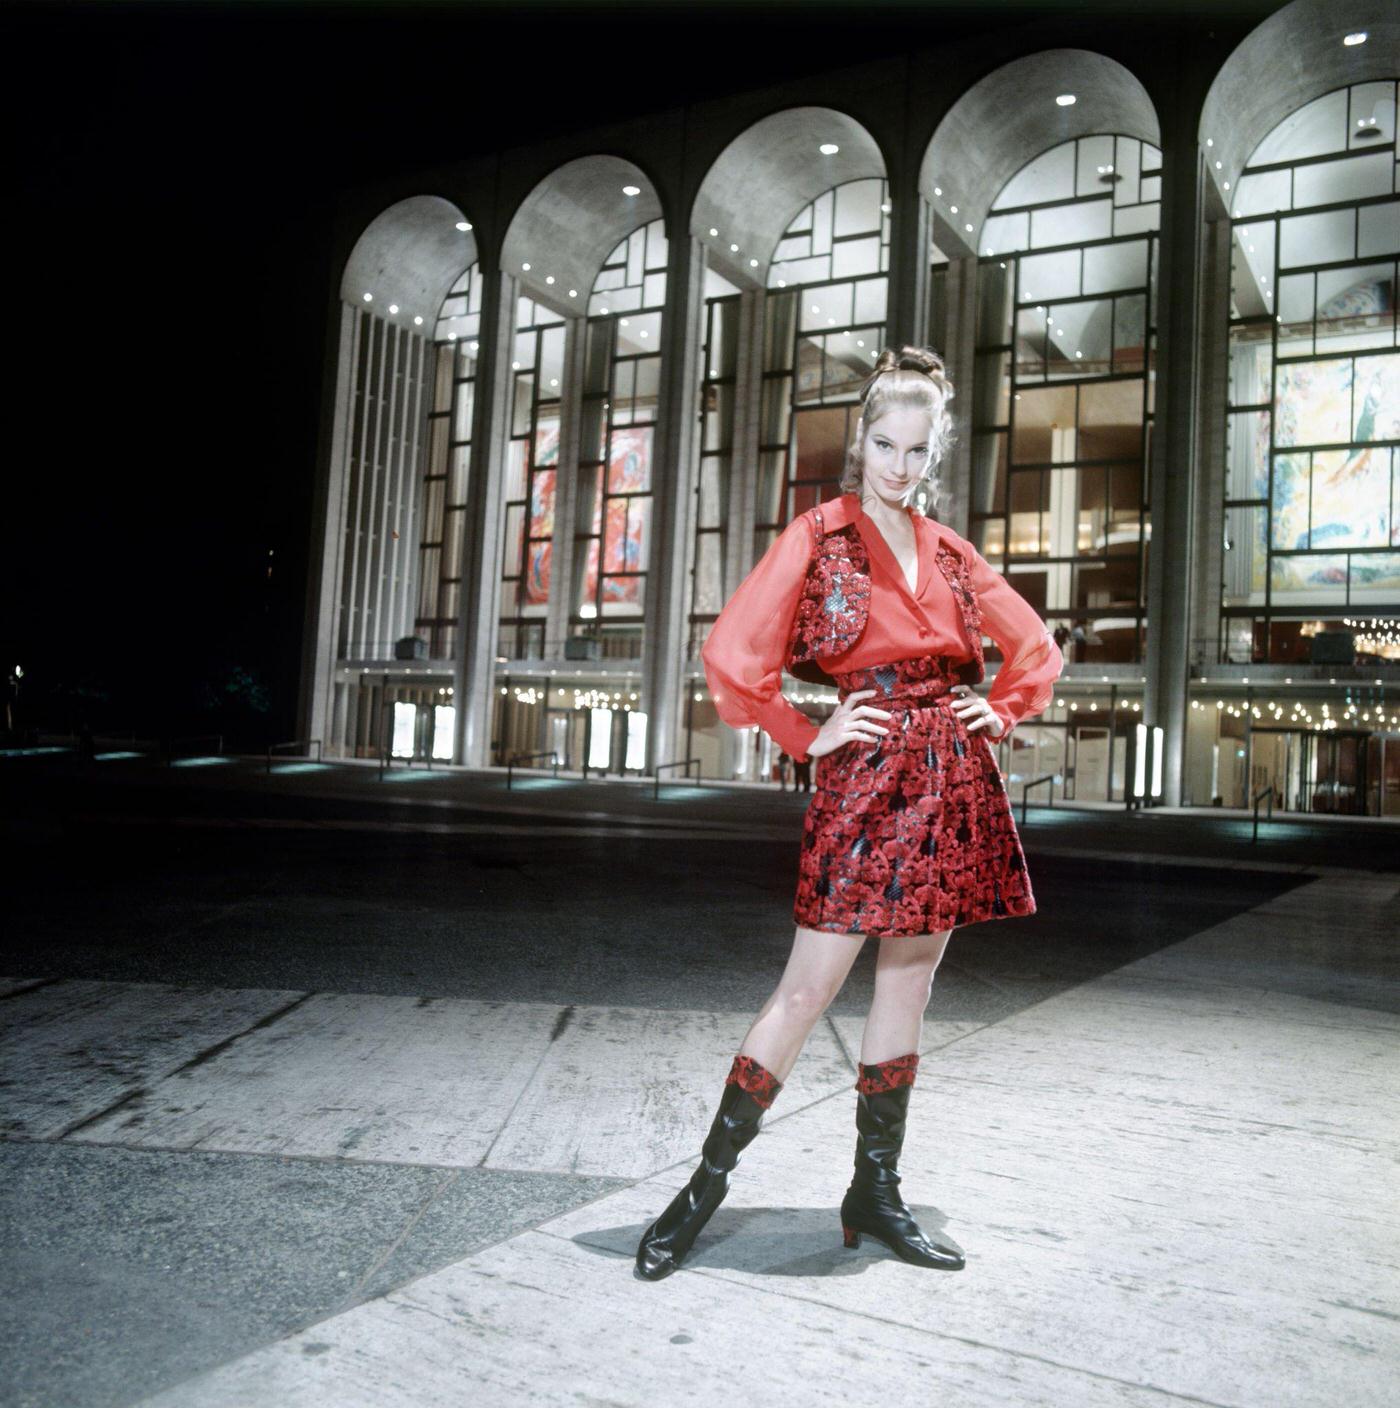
[3,0,1261,746]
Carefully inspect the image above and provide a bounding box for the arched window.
[758,176,890,556]
[970,134,1160,665]
[1222,80,1399,665]
[572,218,668,656]
[416,262,483,659]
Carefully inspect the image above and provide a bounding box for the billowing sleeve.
[701,513,823,763]
[965,541,1064,740]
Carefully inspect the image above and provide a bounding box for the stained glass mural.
[524,415,559,604]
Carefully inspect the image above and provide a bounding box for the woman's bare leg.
[858,929,953,1065]
[736,925,866,1083]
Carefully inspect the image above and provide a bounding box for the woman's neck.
[858,491,915,538]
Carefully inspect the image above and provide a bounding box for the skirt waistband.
[831,654,968,709]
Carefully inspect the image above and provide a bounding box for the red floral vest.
[785,504,985,688]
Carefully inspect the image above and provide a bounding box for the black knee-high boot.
[635,1054,783,1281]
[839,1052,964,1270]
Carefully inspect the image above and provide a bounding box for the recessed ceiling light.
[413,315,423,325]
[819,142,839,155]
[749,258,758,267]
[522,262,531,271]
[1344,31,1367,46]
[545,276,555,284]
[362,292,373,302]
[1056,94,1076,106]
[568,289,577,297]
[511,361,520,370]
[965,223,973,232]
[455,220,472,232]
[729,243,739,252]
[933,186,942,196]
[622,184,640,196]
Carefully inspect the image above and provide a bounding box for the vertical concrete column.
[727,285,765,594]
[455,268,517,768]
[937,253,978,534]
[1193,214,1233,670]
[299,300,356,749]
[641,233,705,773]
[1144,118,1208,806]
[544,317,587,658]
[886,184,932,351]
[711,283,766,779]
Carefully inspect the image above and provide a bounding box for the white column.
[640,234,705,773]
[456,269,517,768]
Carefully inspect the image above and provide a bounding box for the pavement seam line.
[328,1167,465,1317]
[51,992,317,1142]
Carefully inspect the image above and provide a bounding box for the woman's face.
[859,405,933,510]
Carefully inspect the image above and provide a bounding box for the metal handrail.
[507,750,560,789]
[1252,784,1276,842]
[266,738,323,772]
[1020,773,1056,826]
[164,733,224,766]
[654,757,702,799]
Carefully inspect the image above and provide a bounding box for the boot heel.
[842,1224,862,1249]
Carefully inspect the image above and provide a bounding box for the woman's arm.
[701,514,823,763]
[964,541,1064,742]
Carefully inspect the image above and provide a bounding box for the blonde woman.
[635,345,1063,1280]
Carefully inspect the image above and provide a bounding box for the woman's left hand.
[949,684,1005,737]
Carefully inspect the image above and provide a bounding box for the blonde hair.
[840,344,957,505]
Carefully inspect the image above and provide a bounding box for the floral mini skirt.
[793,654,1036,938]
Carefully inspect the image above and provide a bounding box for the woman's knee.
[774,980,838,1023]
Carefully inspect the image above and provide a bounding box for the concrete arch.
[920,49,1160,258]
[1201,0,1399,210]
[500,154,665,319]
[691,106,888,289]
[340,195,479,328]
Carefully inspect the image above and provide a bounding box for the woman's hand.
[949,684,1005,737]
[807,688,892,759]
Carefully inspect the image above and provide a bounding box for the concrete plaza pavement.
[2,752,1396,1406]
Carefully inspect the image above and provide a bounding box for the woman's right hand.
[806,688,893,759]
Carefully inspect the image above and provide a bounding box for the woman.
[634,345,1062,1281]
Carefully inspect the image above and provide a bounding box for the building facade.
[300,0,1400,816]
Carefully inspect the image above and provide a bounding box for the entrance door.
[1303,731,1369,815]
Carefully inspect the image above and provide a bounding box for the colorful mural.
[580,426,651,609]
[1266,344,1400,595]
[524,416,560,604]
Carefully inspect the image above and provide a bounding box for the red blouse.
[701,492,1063,764]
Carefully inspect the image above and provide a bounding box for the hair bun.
[862,344,947,400]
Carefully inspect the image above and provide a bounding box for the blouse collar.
[846,492,932,601]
